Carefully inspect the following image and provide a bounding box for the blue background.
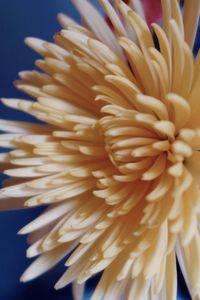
[0,1,193,299]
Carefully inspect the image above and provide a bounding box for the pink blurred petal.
[141,0,162,24]
[122,0,162,25]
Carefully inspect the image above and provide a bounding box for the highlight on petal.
[0,0,199,299]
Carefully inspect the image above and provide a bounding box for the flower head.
[0,0,200,299]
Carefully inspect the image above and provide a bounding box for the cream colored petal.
[165,93,191,132]
[25,37,51,57]
[1,182,41,198]
[182,233,200,298]
[71,0,121,54]
[187,68,200,129]
[142,154,166,181]
[161,0,172,39]
[20,244,72,282]
[152,23,172,85]
[4,167,48,178]
[185,151,200,183]
[124,276,150,300]
[0,117,51,134]
[99,0,127,37]
[57,13,78,28]
[55,257,86,289]
[183,0,200,49]
[19,201,78,234]
[165,250,177,300]
[171,0,184,36]
[170,20,185,93]
[179,43,194,98]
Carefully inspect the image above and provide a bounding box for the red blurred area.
[141,0,162,24]
[105,0,162,28]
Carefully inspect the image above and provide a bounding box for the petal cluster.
[0,1,200,299]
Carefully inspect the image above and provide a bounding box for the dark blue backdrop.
[0,1,193,299]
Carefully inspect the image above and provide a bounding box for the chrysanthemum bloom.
[0,0,200,299]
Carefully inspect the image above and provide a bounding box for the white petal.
[20,244,71,282]
[71,0,121,54]
[19,201,78,234]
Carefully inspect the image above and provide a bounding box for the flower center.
[101,114,200,182]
